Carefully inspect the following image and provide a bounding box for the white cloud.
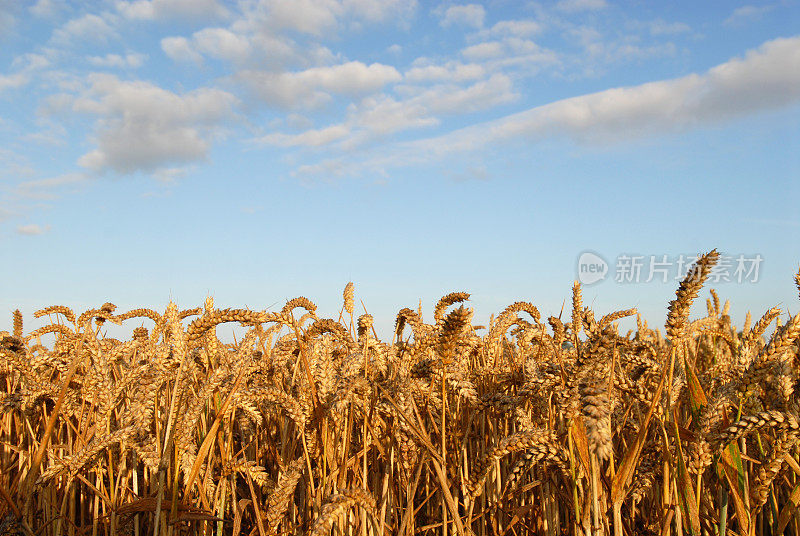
[405,61,485,83]
[161,37,203,63]
[0,72,28,92]
[460,38,559,73]
[0,53,50,93]
[587,41,677,66]
[12,53,50,71]
[257,124,351,147]
[343,0,417,23]
[88,53,146,69]
[485,19,543,38]
[648,19,691,36]
[22,120,68,146]
[259,72,518,149]
[238,61,401,108]
[39,93,76,117]
[191,28,251,62]
[441,4,486,28]
[30,0,63,18]
[153,166,190,183]
[162,26,296,66]
[72,74,238,174]
[563,26,681,76]
[157,0,416,68]
[16,224,50,236]
[259,0,341,36]
[462,41,504,60]
[234,0,416,40]
[350,95,439,136]
[568,26,602,48]
[556,0,608,13]
[416,74,517,115]
[724,5,773,27]
[52,13,118,45]
[316,62,398,92]
[116,0,229,20]
[16,173,88,199]
[0,1,19,35]
[293,158,349,179]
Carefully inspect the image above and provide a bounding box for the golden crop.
[1,250,799,536]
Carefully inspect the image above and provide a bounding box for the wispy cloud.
[0,53,50,94]
[460,37,559,71]
[153,166,190,183]
[16,172,89,199]
[0,1,20,35]
[16,223,51,235]
[116,0,230,21]
[555,0,608,13]
[450,165,489,182]
[0,148,36,179]
[29,0,64,18]
[160,37,204,63]
[255,73,518,150]
[480,20,544,39]
[647,19,691,36]
[87,53,146,69]
[227,0,414,38]
[0,72,28,93]
[404,61,485,83]
[256,125,351,147]
[236,61,401,109]
[51,13,118,45]
[440,4,486,29]
[724,5,773,27]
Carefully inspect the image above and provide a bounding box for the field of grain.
[1,250,799,536]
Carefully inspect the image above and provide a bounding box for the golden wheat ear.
[343,281,354,315]
[434,291,470,325]
[12,310,22,339]
[666,248,719,341]
[309,488,378,536]
[34,305,75,324]
[795,265,800,301]
[357,313,373,340]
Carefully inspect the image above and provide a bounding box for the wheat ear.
[468,429,560,498]
[265,457,305,531]
[666,249,719,340]
[309,488,378,536]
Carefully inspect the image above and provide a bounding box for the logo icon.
[577,251,608,285]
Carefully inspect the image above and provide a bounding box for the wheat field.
[1,250,799,536]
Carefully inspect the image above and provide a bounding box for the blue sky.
[1,0,798,338]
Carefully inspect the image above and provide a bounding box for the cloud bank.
[403,36,800,155]
[289,35,800,178]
